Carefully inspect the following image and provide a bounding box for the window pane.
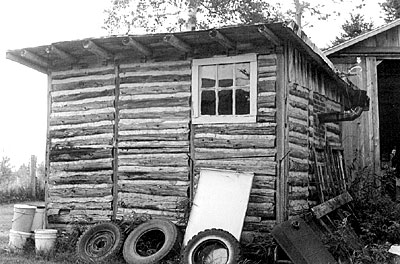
[236,89,250,115]
[218,89,233,115]
[200,65,216,88]
[235,63,250,86]
[218,64,233,87]
[201,90,216,115]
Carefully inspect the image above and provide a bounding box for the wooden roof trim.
[163,34,192,53]
[45,45,76,64]
[331,46,400,56]
[258,25,282,46]
[82,40,111,59]
[209,29,236,50]
[6,51,48,74]
[122,37,152,57]
[324,18,400,56]
[20,49,49,69]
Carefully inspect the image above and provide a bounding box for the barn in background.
[7,21,367,241]
[325,18,400,174]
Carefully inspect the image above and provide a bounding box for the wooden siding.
[193,54,277,239]
[116,61,191,223]
[48,66,116,225]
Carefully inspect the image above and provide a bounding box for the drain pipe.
[317,106,364,124]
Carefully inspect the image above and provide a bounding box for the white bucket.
[34,229,58,253]
[12,204,36,233]
[31,206,45,231]
[8,229,33,250]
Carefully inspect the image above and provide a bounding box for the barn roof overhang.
[6,20,363,109]
[324,19,400,58]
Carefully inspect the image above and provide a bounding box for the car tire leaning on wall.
[181,229,240,264]
[123,219,182,264]
[76,221,124,263]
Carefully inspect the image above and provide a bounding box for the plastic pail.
[12,204,36,232]
[34,229,58,253]
[31,206,45,231]
[8,229,32,250]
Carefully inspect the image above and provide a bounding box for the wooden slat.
[311,192,353,219]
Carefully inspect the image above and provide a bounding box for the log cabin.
[7,21,368,241]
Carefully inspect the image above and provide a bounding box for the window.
[192,54,257,124]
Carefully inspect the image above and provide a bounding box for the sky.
[0,0,385,168]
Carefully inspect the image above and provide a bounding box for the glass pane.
[236,89,250,115]
[200,65,216,88]
[218,89,233,115]
[235,63,250,86]
[218,64,233,87]
[201,90,216,115]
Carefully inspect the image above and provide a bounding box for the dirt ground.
[0,202,44,250]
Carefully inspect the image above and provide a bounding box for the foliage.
[102,0,284,34]
[331,13,374,46]
[0,156,13,185]
[380,0,400,23]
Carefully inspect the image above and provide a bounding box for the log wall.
[193,54,278,240]
[48,66,116,226]
[116,61,191,224]
[286,45,343,217]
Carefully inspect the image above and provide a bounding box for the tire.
[123,219,182,264]
[181,229,240,264]
[76,221,124,263]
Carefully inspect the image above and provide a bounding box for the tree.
[0,156,13,185]
[380,0,400,23]
[102,0,284,34]
[331,13,373,46]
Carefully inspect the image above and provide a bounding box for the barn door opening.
[378,60,400,164]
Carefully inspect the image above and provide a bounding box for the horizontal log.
[119,147,189,155]
[246,202,275,218]
[249,193,275,203]
[194,123,275,135]
[258,54,277,66]
[243,220,276,232]
[118,140,189,149]
[52,73,115,85]
[50,120,114,131]
[194,135,275,149]
[51,134,113,148]
[119,170,188,181]
[50,112,114,126]
[119,119,189,130]
[289,85,309,100]
[48,209,112,224]
[52,66,114,79]
[195,148,276,160]
[121,69,191,79]
[120,74,191,84]
[118,192,187,211]
[119,96,189,109]
[120,110,190,120]
[119,165,188,174]
[258,94,275,108]
[52,96,115,109]
[257,110,276,123]
[52,77,115,93]
[288,171,309,186]
[258,71,276,79]
[47,201,111,210]
[289,97,308,111]
[289,200,312,215]
[52,85,115,98]
[52,100,114,113]
[50,107,114,118]
[50,158,113,172]
[50,124,114,139]
[195,158,276,175]
[288,105,308,122]
[52,87,114,103]
[288,136,307,148]
[119,128,189,137]
[118,180,189,197]
[289,157,309,172]
[118,153,188,167]
[252,174,276,189]
[49,183,112,198]
[48,195,113,204]
[50,148,112,161]
[120,60,190,72]
[258,79,276,93]
[289,186,309,200]
[289,145,309,160]
[116,208,183,222]
[289,120,308,135]
[49,170,113,184]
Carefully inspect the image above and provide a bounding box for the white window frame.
[192,53,257,124]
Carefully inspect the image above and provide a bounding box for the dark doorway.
[378,60,400,162]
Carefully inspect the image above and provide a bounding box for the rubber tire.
[76,222,124,263]
[123,219,182,264]
[181,229,240,264]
